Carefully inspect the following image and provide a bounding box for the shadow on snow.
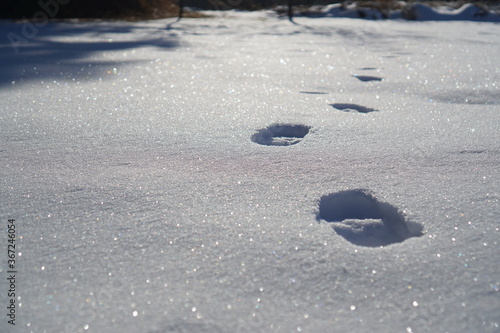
[0,21,180,87]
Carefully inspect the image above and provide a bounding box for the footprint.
[330,103,377,113]
[317,189,423,247]
[300,91,329,95]
[357,67,379,71]
[456,150,485,155]
[352,75,383,82]
[251,124,311,146]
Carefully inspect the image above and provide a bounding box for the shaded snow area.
[317,3,500,21]
[1,10,499,333]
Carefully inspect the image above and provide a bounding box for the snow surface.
[1,10,499,333]
[319,3,500,22]
[402,3,500,22]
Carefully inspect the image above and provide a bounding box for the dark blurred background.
[1,0,178,19]
[0,0,495,19]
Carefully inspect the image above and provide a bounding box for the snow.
[403,3,500,22]
[1,9,499,333]
[319,3,500,22]
[321,4,386,20]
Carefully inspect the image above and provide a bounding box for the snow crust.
[1,10,499,333]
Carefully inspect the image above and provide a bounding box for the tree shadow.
[0,21,180,87]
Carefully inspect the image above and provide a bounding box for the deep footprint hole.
[330,103,377,113]
[352,75,383,82]
[251,124,311,146]
[317,189,424,247]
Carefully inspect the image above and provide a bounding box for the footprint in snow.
[300,91,329,95]
[352,75,383,82]
[330,103,377,113]
[251,124,311,146]
[317,189,424,247]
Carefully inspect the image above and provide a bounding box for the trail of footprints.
[250,68,423,247]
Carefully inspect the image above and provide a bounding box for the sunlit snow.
[1,8,499,333]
